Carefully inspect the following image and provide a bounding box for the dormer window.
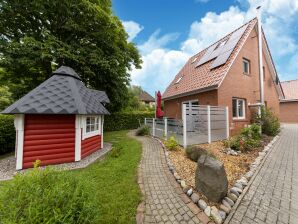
[175,76,183,84]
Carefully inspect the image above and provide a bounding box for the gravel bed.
[0,143,112,181]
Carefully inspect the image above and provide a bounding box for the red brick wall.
[218,27,280,135]
[163,90,218,119]
[280,102,298,123]
[23,115,75,169]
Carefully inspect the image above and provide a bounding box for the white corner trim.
[81,115,101,140]
[75,115,82,161]
[14,114,24,170]
[101,115,104,148]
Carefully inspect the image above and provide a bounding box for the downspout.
[257,6,265,106]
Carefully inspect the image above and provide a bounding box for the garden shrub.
[164,136,179,151]
[104,111,154,131]
[0,167,98,224]
[0,114,15,155]
[224,124,261,152]
[136,125,150,136]
[251,107,280,136]
[186,145,207,162]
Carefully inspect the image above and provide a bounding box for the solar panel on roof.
[210,49,233,69]
[195,24,248,69]
[196,44,217,67]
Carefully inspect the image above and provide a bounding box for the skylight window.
[191,57,197,63]
[175,76,183,84]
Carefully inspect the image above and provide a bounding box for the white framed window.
[243,58,250,74]
[232,98,246,119]
[82,116,101,139]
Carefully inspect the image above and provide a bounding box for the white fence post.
[144,118,147,126]
[182,104,187,148]
[164,117,168,140]
[226,106,230,139]
[207,105,211,143]
[152,118,156,136]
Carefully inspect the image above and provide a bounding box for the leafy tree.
[0,0,142,112]
[0,86,12,111]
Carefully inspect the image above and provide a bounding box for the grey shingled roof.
[2,66,110,115]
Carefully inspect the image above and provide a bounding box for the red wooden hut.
[2,66,110,170]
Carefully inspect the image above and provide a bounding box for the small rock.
[181,180,186,188]
[230,187,242,195]
[198,199,207,210]
[187,188,193,196]
[246,171,254,178]
[211,206,223,224]
[234,183,243,190]
[219,204,231,214]
[183,185,191,193]
[219,210,226,220]
[204,206,211,216]
[191,193,200,203]
[229,189,239,197]
[223,197,234,206]
[222,200,231,209]
[177,179,181,184]
[227,192,238,202]
[174,172,180,180]
[238,177,248,186]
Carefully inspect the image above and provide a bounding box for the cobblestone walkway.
[134,134,210,224]
[227,124,298,224]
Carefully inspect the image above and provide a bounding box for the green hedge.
[104,111,154,131]
[0,114,15,155]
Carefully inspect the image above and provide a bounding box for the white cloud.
[122,20,144,41]
[138,30,179,54]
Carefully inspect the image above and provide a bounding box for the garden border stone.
[155,133,280,224]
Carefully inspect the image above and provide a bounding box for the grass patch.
[0,130,142,224]
[72,130,142,223]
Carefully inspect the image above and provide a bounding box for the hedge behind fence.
[0,114,15,155]
[104,111,154,131]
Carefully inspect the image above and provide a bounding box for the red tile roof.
[139,90,155,102]
[163,18,257,100]
[281,80,298,100]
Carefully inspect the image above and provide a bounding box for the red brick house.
[162,18,283,135]
[280,80,298,123]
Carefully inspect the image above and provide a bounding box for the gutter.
[162,85,218,101]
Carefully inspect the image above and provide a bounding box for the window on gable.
[232,98,246,119]
[243,58,250,74]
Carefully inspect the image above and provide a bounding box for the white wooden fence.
[145,105,229,148]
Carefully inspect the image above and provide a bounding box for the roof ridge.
[191,17,257,59]
[68,78,87,114]
[281,79,298,83]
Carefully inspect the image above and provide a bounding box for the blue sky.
[113,0,298,96]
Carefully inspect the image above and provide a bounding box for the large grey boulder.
[195,154,228,202]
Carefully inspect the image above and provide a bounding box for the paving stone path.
[133,134,210,224]
[227,124,298,224]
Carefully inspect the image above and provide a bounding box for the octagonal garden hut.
[2,66,109,170]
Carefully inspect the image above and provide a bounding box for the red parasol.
[156,91,164,118]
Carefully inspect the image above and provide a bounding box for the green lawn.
[71,130,142,223]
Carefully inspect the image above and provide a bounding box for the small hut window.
[86,117,100,133]
[83,116,101,139]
